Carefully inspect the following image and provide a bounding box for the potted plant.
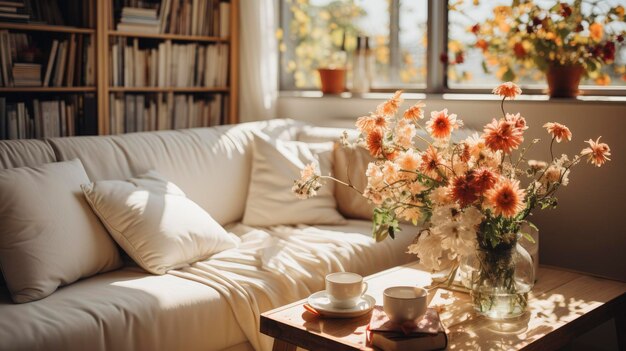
[292,82,612,319]
[448,2,625,97]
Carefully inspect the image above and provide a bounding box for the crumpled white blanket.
[168,223,384,351]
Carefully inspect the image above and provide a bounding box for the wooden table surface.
[260,262,626,351]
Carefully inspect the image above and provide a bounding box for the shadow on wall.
[278,96,626,282]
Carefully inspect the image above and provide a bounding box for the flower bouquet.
[448,1,626,96]
[292,82,612,319]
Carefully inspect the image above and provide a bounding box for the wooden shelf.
[0,23,95,34]
[108,86,229,93]
[108,31,228,42]
[0,87,97,93]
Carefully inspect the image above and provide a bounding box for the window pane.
[447,0,626,89]
[279,0,428,90]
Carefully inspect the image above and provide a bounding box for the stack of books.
[112,0,230,36]
[117,7,159,33]
[0,1,29,23]
[368,307,448,351]
[109,37,228,87]
[12,62,40,86]
[0,95,97,140]
[108,93,225,134]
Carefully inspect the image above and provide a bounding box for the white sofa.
[0,119,415,351]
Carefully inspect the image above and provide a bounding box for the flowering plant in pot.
[292,82,612,319]
[450,1,626,97]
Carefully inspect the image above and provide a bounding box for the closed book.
[369,307,447,351]
[43,39,59,87]
[7,104,17,139]
[0,97,5,139]
[83,94,97,135]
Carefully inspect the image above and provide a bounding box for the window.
[278,0,428,90]
[279,0,626,92]
[447,0,626,88]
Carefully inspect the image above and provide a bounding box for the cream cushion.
[242,134,345,227]
[82,171,238,275]
[333,144,376,220]
[0,159,122,303]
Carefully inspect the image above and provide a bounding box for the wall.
[278,92,626,282]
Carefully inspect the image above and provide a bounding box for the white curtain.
[238,0,278,122]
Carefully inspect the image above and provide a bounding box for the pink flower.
[581,137,611,167]
[492,82,522,99]
[426,109,462,140]
[543,122,572,143]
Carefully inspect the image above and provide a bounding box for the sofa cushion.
[0,268,247,351]
[242,134,345,226]
[0,139,56,169]
[333,145,376,220]
[82,171,238,275]
[0,159,122,303]
[48,119,304,225]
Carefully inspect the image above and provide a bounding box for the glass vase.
[467,239,535,320]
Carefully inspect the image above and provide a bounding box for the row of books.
[0,0,94,27]
[108,93,227,134]
[109,38,228,87]
[0,95,97,140]
[112,0,230,36]
[0,31,95,87]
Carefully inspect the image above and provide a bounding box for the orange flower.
[492,82,522,99]
[426,109,462,139]
[589,22,604,42]
[420,146,442,179]
[471,168,497,193]
[376,90,404,116]
[482,118,524,154]
[403,101,426,120]
[475,39,488,52]
[486,178,526,218]
[450,174,478,207]
[543,122,572,143]
[366,129,385,158]
[595,74,611,86]
[356,114,388,134]
[581,136,611,167]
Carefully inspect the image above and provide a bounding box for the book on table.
[368,307,448,351]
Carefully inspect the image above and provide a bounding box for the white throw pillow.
[82,171,238,275]
[0,159,122,303]
[242,134,346,226]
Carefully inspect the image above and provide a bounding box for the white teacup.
[325,272,368,309]
[383,286,428,323]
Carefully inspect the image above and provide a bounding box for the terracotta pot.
[546,64,583,98]
[317,68,346,94]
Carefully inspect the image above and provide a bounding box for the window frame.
[278,0,626,96]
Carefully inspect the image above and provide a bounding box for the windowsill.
[279,90,626,104]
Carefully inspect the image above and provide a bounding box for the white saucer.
[307,290,375,318]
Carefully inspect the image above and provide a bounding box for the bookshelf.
[0,0,238,140]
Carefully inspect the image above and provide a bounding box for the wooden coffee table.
[260,262,626,350]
